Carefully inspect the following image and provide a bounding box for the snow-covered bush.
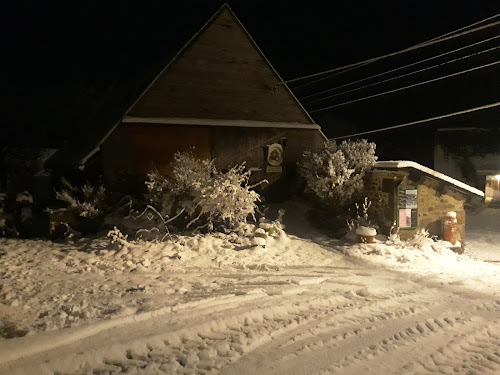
[404,228,436,249]
[298,139,377,207]
[387,228,454,254]
[386,222,404,246]
[16,191,33,204]
[346,197,379,241]
[55,178,106,218]
[258,209,286,237]
[145,153,212,218]
[107,226,130,247]
[347,197,373,231]
[0,193,19,238]
[0,193,7,235]
[146,151,266,232]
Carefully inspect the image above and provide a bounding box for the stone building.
[364,161,484,244]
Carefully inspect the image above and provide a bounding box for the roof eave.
[374,160,484,197]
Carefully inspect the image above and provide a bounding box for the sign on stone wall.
[397,185,418,229]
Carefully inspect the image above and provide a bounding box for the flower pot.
[358,234,375,243]
[355,226,377,244]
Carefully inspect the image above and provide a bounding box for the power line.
[290,62,372,91]
[276,18,499,89]
[299,35,500,102]
[309,60,500,113]
[288,17,499,88]
[303,45,500,106]
[331,102,500,140]
[413,13,500,44]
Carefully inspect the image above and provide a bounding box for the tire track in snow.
[2,276,394,375]
[318,313,500,374]
[90,291,428,375]
[398,320,500,375]
[216,289,435,375]
[220,296,498,375]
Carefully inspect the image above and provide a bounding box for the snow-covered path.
[0,203,499,374]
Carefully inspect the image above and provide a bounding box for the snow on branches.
[145,151,266,231]
[298,139,377,207]
[55,178,106,218]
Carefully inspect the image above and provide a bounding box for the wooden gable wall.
[127,7,314,125]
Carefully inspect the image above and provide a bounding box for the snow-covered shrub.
[389,228,450,253]
[298,139,377,207]
[55,178,106,218]
[16,191,33,204]
[258,209,286,237]
[405,228,435,249]
[107,226,130,247]
[345,197,378,242]
[145,151,266,232]
[347,197,373,231]
[0,193,7,235]
[0,193,23,238]
[386,222,404,246]
[145,153,212,218]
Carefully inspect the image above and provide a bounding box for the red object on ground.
[443,212,457,245]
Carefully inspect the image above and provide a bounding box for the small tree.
[145,151,266,231]
[298,139,377,207]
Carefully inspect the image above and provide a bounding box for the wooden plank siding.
[212,127,325,170]
[100,124,211,191]
[101,122,324,194]
[127,8,314,125]
[127,124,211,176]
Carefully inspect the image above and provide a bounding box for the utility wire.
[299,35,500,102]
[413,13,500,45]
[290,62,373,91]
[303,45,500,105]
[277,18,499,89]
[309,60,500,113]
[331,102,500,140]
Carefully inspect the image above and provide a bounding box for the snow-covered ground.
[0,201,499,374]
[465,207,500,263]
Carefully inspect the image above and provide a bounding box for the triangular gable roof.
[125,3,316,125]
[47,4,323,169]
[374,160,484,197]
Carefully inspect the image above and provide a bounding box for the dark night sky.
[1,0,499,166]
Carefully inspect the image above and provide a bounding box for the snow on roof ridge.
[374,160,484,197]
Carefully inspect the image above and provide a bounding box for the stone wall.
[365,169,468,242]
[417,177,466,243]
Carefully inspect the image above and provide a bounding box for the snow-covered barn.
[365,160,484,245]
[47,4,326,200]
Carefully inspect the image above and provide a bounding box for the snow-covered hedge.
[146,151,266,232]
[298,139,377,207]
